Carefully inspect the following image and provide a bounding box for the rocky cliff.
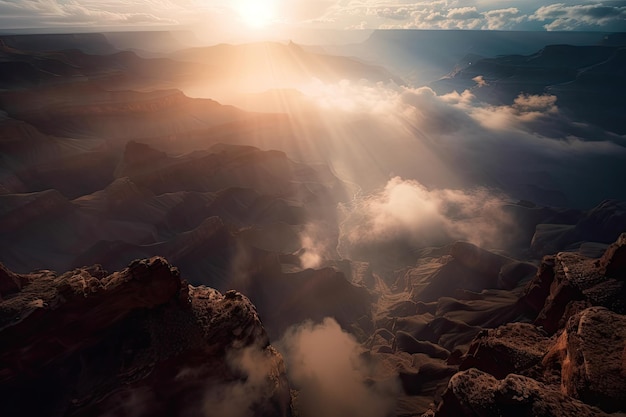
[426,233,626,416]
[0,257,291,417]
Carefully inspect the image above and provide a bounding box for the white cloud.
[0,0,183,27]
[483,7,526,29]
[298,221,339,269]
[323,1,626,31]
[447,6,481,19]
[339,176,513,253]
[531,2,626,30]
[1,1,624,32]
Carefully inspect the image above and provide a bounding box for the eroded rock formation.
[0,257,291,417]
[428,234,626,416]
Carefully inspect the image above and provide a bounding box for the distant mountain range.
[324,30,623,84]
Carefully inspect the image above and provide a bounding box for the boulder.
[520,233,626,333]
[543,307,626,413]
[460,323,551,379]
[433,369,609,417]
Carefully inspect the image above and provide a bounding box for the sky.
[0,0,624,41]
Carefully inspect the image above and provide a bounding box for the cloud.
[298,222,338,269]
[399,87,478,135]
[512,93,558,114]
[2,0,624,33]
[323,1,626,31]
[319,81,624,250]
[303,79,399,114]
[200,344,288,417]
[290,78,626,210]
[275,0,336,21]
[0,0,182,28]
[483,7,526,29]
[369,6,415,20]
[531,2,626,30]
[277,317,399,417]
[0,0,330,32]
[338,177,513,254]
[472,75,488,87]
[447,6,482,20]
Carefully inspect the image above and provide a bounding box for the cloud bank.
[1,1,624,33]
[531,2,626,30]
[293,78,626,208]
[333,0,626,31]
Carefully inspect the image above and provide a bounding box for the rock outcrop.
[520,232,626,334]
[424,233,626,417]
[433,369,609,417]
[460,323,552,379]
[0,257,291,417]
[544,307,626,413]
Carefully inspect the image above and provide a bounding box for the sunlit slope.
[1,87,244,142]
[174,41,400,83]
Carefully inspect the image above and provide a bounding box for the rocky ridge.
[0,257,291,417]
[426,233,626,416]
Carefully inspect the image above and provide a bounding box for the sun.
[234,0,277,28]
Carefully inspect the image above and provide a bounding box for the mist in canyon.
[1,29,625,417]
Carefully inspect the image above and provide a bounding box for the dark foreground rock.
[0,257,291,417]
[544,307,626,413]
[520,232,626,334]
[429,308,626,415]
[423,233,626,416]
[433,368,609,417]
[460,323,552,379]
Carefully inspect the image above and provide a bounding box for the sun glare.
[234,0,277,28]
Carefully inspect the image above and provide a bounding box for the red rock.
[543,307,626,413]
[433,369,609,417]
[520,234,626,333]
[0,263,22,299]
[0,257,291,417]
[460,323,551,379]
[599,232,626,279]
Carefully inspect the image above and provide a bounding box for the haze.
[1,2,625,417]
